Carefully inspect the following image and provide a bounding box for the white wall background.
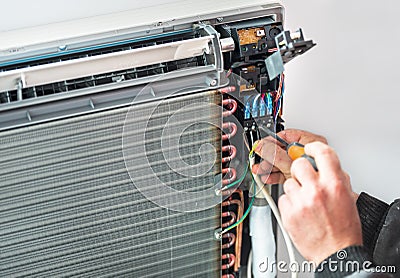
[1,1,399,277]
[282,0,400,203]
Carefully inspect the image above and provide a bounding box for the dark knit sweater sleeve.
[356,192,389,255]
[314,246,393,277]
[314,246,371,278]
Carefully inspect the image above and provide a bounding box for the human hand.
[278,142,362,265]
[252,129,327,184]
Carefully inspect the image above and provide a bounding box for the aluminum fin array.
[0,90,221,277]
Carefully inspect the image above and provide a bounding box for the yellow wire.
[249,140,259,157]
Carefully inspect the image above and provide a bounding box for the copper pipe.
[234,189,244,272]
[220,188,237,196]
[221,253,236,270]
[222,199,241,208]
[221,145,237,163]
[218,86,236,94]
[221,232,236,249]
[221,211,236,228]
[221,89,239,275]
[222,122,237,141]
[222,167,237,186]
[222,98,238,117]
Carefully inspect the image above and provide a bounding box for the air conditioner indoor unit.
[0,1,315,277]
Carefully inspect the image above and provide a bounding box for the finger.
[272,146,292,178]
[262,133,287,149]
[260,160,279,172]
[277,129,302,143]
[251,160,278,175]
[304,142,341,181]
[283,178,301,196]
[343,171,352,191]
[290,157,318,188]
[278,194,292,212]
[254,138,279,164]
[278,129,328,145]
[260,172,285,185]
[251,164,260,175]
[278,195,295,233]
[255,139,292,177]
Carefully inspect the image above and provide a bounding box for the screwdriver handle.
[287,142,318,172]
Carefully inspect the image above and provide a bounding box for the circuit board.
[237,28,266,45]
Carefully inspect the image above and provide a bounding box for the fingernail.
[254,140,262,153]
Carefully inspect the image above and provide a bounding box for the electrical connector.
[251,102,258,118]
[266,93,273,115]
[259,98,267,117]
[244,102,251,120]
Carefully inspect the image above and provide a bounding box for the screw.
[210,79,218,86]
[214,228,223,240]
[217,17,224,23]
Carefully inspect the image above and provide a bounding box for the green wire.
[221,180,256,234]
[225,163,249,189]
[220,143,260,234]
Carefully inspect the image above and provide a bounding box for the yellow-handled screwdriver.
[258,127,318,171]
